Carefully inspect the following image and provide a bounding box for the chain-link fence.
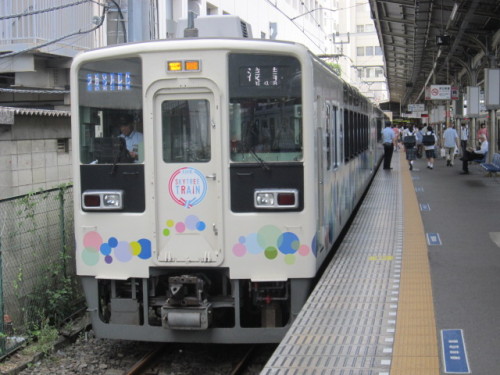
[0,185,84,357]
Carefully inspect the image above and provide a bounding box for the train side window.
[162,100,211,163]
[326,104,331,170]
[332,106,338,168]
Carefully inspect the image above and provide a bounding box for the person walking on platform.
[392,124,401,151]
[460,134,488,175]
[415,125,424,159]
[442,123,459,167]
[422,125,437,169]
[403,125,417,170]
[459,122,469,155]
[381,121,395,170]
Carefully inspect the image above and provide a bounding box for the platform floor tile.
[262,157,405,375]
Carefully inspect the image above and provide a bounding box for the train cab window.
[228,53,302,162]
[161,100,211,163]
[77,57,143,164]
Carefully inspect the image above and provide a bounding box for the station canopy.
[369,0,500,113]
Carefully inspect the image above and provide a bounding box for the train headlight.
[254,189,298,209]
[82,190,124,211]
[103,193,122,208]
[255,192,275,206]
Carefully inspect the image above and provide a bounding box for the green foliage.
[25,319,59,356]
[326,62,342,76]
[27,252,83,330]
[6,185,83,349]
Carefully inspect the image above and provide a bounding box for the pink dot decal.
[83,231,103,249]
[298,245,310,256]
[175,222,186,233]
[232,243,246,257]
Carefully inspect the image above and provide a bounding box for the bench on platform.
[472,151,487,164]
[481,153,500,176]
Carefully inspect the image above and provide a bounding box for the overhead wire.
[0,2,108,59]
[0,0,96,21]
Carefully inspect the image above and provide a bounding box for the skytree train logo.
[168,167,207,208]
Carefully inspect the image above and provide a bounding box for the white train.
[71,18,385,343]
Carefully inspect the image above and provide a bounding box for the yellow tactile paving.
[391,153,440,374]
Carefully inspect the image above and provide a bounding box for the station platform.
[262,150,500,375]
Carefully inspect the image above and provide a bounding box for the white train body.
[71,35,384,343]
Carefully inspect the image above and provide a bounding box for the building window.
[107,0,127,45]
[375,46,383,55]
[356,47,364,56]
[357,25,364,33]
[57,138,69,153]
[365,24,374,32]
[375,68,384,78]
[366,46,374,56]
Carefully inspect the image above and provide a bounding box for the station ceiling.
[369,0,500,114]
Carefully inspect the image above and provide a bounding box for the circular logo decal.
[168,167,207,208]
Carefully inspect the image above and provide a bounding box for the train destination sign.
[86,72,132,92]
[239,66,286,87]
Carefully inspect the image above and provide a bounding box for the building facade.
[336,0,388,104]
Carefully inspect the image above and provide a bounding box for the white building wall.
[158,0,339,55]
[336,0,388,104]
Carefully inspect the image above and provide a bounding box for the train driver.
[118,115,144,162]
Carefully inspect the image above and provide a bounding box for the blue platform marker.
[420,203,431,211]
[427,232,442,245]
[441,329,470,373]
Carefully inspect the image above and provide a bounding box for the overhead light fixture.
[436,35,450,46]
[450,2,459,21]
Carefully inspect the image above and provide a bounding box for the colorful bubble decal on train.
[81,231,152,266]
[162,215,206,236]
[232,225,314,264]
[168,167,207,208]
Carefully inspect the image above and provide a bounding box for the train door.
[154,89,222,265]
[316,125,325,255]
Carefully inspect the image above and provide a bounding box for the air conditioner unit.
[176,15,253,39]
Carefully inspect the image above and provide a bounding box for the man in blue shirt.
[442,123,459,166]
[381,121,395,170]
[119,116,143,162]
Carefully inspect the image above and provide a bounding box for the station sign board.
[425,85,459,100]
[408,104,425,112]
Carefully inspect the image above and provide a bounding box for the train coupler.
[161,275,212,330]
[161,303,212,330]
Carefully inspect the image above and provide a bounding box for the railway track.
[121,343,270,375]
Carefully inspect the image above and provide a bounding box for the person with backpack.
[403,125,417,170]
[422,125,438,169]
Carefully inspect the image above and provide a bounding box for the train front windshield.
[77,57,143,165]
[228,54,302,162]
[76,53,302,166]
